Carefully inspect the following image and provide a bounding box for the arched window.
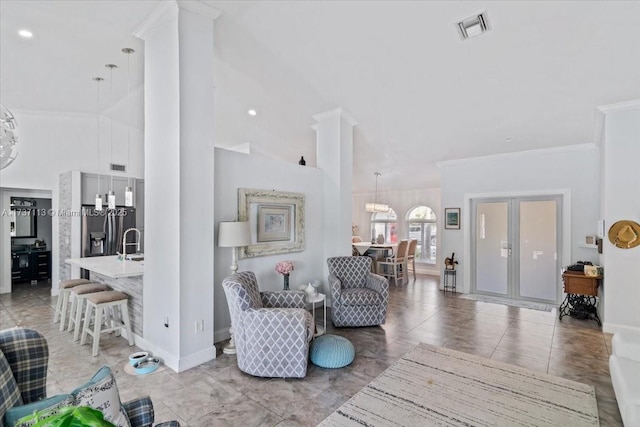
[370,208,398,244]
[406,206,437,264]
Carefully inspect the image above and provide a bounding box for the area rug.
[319,343,599,426]
[459,293,556,312]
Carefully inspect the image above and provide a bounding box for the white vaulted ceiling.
[2,1,639,191]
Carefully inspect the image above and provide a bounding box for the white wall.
[439,144,601,295]
[352,187,442,275]
[601,101,640,334]
[213,147,325,343]
[0,110,144,190]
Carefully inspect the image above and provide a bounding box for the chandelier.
[365,172,389,213]
[0,104,19,170]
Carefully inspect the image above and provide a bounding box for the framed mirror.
[10,208,37,238]
[238,188,305,258]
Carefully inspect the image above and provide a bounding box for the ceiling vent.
[110,163,126,172]
[456,12,490,40]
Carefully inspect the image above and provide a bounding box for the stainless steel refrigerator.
[81,206,136,258]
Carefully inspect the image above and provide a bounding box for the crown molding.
[177,0,222,21]
[597,99,640,114]
[10,108,96,119]
[436,143,598,168]
[133,0,178,40]
[312,108,357,127]
[134,1,221,40]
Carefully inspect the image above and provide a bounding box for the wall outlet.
[195,319,204,334]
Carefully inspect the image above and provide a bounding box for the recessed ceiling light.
[18,29,33,38]
[456,12,490,40]
[247,109,257,116]
[505,137,513,143]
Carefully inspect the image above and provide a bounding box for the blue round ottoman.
[310,334,355,368]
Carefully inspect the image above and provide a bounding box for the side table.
[307,293,327,337]
[443,269,457,294]
[559,271,602,326]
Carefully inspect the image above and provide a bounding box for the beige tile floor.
[1,276,622,426]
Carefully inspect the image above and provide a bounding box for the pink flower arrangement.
[275,260,294,276]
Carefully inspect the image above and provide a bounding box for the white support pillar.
[134,0,220,372]
[313,108,357,271]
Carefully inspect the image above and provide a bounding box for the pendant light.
[365,172,389,213]
[93,77,104,211]
[122,48,135,207]
[105,63,118,210]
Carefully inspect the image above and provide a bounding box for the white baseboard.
[129,333,180,373]
[129,332,216,372]
[178,346,217,372]
[214,327,230,344]
[603,322,640,335]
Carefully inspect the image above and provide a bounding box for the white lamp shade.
[218,221,252,247]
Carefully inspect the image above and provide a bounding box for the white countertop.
[66,255,144,279]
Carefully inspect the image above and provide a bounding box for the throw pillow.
[71,366,131,427]
[0,349,23,421]
[5,394,74,427]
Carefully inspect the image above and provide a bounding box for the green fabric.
[18,406,115,427]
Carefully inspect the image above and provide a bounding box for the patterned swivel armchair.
[327,256,389,327]
[0,328,179,427]
[222,271,314,378]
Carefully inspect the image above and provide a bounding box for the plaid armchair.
[327,256,389,327]
[0,328,178,427]
[222,271,314,378]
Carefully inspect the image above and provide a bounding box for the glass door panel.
[475,201,509,295]
[518,200,558,301]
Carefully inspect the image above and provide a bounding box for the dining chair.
[407,239,418,280]
[376,240,409,285]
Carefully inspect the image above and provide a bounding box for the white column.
[600,100,640,334]
[134,0,220,372]
[313,108,357,268]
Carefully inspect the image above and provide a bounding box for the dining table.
[352,242,396,257]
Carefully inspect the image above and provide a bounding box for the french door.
[471,196,561,303]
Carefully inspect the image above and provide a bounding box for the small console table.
[559,271,602,326]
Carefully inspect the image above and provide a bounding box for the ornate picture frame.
[238,188,305,258]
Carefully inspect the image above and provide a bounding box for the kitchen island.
[65,256,144,337]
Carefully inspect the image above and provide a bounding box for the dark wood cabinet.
[11,250,50,284]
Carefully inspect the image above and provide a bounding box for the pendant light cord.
[106,64,117,194]
[93,77,103,198]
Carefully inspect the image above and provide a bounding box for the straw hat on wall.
[608,220,640,249]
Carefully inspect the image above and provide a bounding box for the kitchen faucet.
[122,228,141,257]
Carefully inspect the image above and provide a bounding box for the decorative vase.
[298,156,306,166]
[377,234,385,244]
[305,282,316,299]
[283,274,290,290]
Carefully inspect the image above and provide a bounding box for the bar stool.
[53,278,91,331]
[81,291,134,357]
[66,283,111,340]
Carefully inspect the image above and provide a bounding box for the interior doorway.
[1,188,53,294]
[471,196,562,304]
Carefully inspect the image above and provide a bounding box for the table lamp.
[217,220,251,354]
